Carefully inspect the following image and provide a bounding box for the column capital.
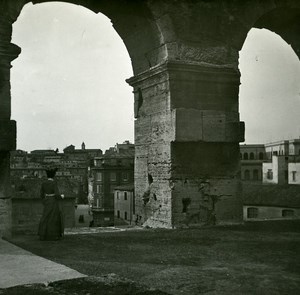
[126,61,240,88]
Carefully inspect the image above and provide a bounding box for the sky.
[239,28,300,144]
[11,2,300,152]
[11,2,133,152]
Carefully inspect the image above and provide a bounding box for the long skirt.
[38,197,64,241]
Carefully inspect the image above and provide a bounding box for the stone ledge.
[126,60,239,87]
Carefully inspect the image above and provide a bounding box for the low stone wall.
[11,197,76,235]
[92,208,114,227]
[0,198,12,238]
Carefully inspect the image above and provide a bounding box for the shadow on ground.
[3,220,300,295]
[0,275,167,295]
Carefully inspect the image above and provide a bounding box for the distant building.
[243,184,300,221]
[89,141,134,226]
[10,143,103,204]
[264,140,290,158]
[288,161,300,185]
[262,155,289,185]
[114,184,135,224]
[240,139,300,184]
[63,142,102,163]
[240,144,265,182]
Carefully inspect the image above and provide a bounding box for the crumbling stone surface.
[0,0,300,233]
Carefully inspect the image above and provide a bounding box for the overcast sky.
[11,2,300,152]
[12,2,133,152]
[239,28,300,144]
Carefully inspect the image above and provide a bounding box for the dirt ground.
[3,220,300,295]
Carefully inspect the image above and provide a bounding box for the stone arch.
[252,7,300,60]
[28,0,167,75]
[1,0,300,235]
[0,0,171,235]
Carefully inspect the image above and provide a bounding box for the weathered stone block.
[0,120,16,151]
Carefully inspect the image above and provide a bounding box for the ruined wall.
[128,62,244,228]
[1,0,300,233]
[128,65,174,228]
[168,63,244,227]
[11,197,75,235]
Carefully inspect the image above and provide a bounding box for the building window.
[117,191,119,200]
[267,169,273,180]
[124,211,127,220]
[110,172,117,181]
[96,185,102,193]
[117,210,120,218]
[253,169,259,180]
[282,209,294,217]
[122,172,128,182]
[292,171,297,182]
[259,152,264,160]
[250,152,254,160]
[243,153,248,160]
[124,192,127,200]
[244,170,250,180]
[96,172,102,181]
[247,207,258,218]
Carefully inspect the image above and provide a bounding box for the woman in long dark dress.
[38,168,64,241]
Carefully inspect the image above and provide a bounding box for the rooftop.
[243,183,300,208]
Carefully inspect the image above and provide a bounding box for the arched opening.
[11,2,133,152]
[10,2,136,231]
[244,170,250,181]
[239,27,300,144]
[249,152,254,160]
[243,153,248,160]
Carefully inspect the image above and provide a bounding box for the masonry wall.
[243,205,300,221]
[0,198,12,237]
[129,63,244,228]
[130,67,174,228]
[1,0,299,231]
[11,197,75,235]
[289,163,300,184]
[114,190,134,223]
[169,65,243,227]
